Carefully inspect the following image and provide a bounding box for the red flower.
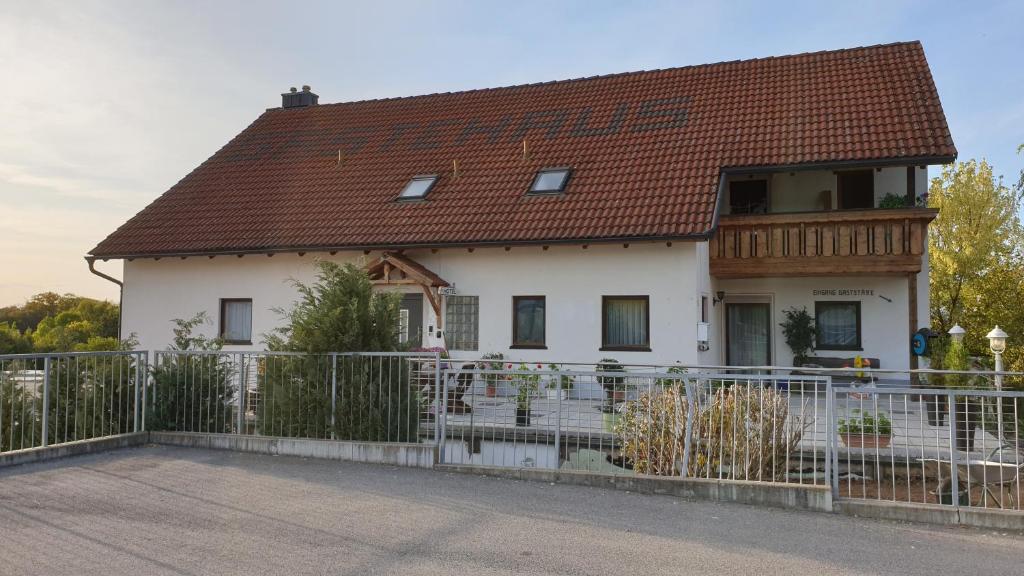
[507,363,513,369]
[537,364,543,369]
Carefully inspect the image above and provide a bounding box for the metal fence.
[7,348,1024,515]
[0,351,146,454]
[148,351,441,443]
[438,365,832,486]
[831,383,1024,511]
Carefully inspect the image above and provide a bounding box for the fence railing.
[1,351,147,454]
[438,367,832,487]
[148,351,441,443]
[832,385,1024,511]
[7,348,1024,514]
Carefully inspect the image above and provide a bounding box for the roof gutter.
[86,257,123,340]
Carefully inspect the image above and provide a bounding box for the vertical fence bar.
[434,352,442,450]
[823,378,833,496]
[681,377,696,477]
[133,352,141,433]
[330,353,337,440]
[236,353,245,434]
[439,365,448,465]
[554,375,562,466]
[829,383,840,497]
[947,390,959,508]
[40,356,51,448]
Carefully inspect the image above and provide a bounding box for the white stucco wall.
[121,242,703,366]
[714,275,922,370]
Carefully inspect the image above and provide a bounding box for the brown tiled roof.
[90,41,955,258]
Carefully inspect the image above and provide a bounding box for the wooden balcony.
[709,208,938,278]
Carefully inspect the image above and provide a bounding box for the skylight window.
[529,168,571,194]
[398,175,438,200]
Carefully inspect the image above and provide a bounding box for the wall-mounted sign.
[812,289,874,297]
[439,286,458,296]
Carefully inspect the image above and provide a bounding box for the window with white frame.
[445,296,479,350]
[220,298,253,344]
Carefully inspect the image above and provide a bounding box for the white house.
[88,42,956,372]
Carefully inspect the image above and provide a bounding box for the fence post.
[826,379,838,498]
[947,391,959,508]
[141,351,150,432]
[41,356,50,448]
[133,352,141,433]
[681,377,697,477]
[438,360,447,465]
[434,352,442,450]
[236,353,245,435]
[554,374,562,465]
[330,353,337,440]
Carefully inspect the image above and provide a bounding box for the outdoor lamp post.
[986,326,1008,440]
[948,324,966,342]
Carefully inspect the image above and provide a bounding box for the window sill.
[221,340,252,346]
[510,345,548,350]
[600,346,652,352]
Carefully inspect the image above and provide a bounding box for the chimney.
[281,85,318,108]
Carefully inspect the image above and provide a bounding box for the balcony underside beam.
[710,255,923,278]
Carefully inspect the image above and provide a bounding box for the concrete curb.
[0,432,150,469]
[150,432,437,469]
[836,499,1024,531]
[437,464,833,512]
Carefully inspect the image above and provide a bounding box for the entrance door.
[726,303,771,366]
[399,294,424,346]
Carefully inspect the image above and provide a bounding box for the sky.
[0,0,1021,306]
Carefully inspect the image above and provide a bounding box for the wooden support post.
[908,272,920,386]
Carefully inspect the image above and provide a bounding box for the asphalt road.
[0,445,1021,576]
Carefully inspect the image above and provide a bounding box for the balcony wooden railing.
[709,208,938,278]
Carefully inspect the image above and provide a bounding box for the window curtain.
[817,303,857,347]
[223,301,252,342]
[727,304,769,366]
[514,298,545,345]
[605,299,648,347]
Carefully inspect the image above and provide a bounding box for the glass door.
[726,303,771,366]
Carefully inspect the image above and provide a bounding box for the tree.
[260,261,415,441]
[0,322,33,354]
[31,299,119,352]
[929,159,1024,371]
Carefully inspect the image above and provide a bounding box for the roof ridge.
[271,41,923,112]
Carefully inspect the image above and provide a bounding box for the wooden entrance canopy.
[365,252,450,321]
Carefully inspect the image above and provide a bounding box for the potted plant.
[477,352,504,397]
[545,363,572,400]
[838,409,893,448]
[878,192,910,209]
[514,363,540,427]
[597,358,626,402]
[780,307,815,366]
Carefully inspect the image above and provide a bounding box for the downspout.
[86,257,123,341]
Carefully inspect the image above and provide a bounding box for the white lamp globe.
[986,326,1008,354]
[948,324,966,343]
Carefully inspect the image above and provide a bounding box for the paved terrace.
[2,446,1022,575]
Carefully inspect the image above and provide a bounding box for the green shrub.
[148,314,235,433]
[261,260,417,442]
[838,409,893,436]
[879,193,909,209]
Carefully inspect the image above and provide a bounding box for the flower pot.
[544,389,568,401]
[612,389,626,402]
[485,384,497,398]
[840,433,891,449]
[515,407,531,427]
